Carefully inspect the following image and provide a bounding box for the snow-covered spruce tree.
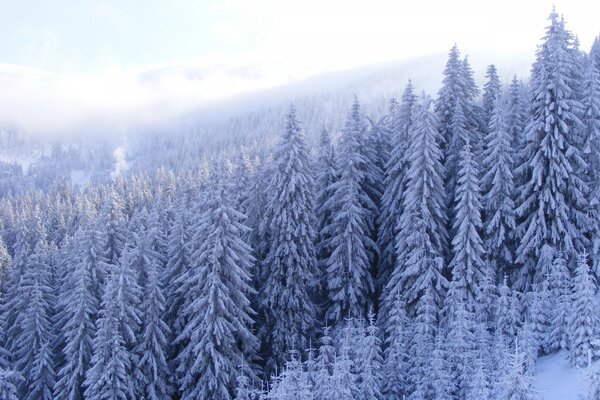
[506,75,528,156]
[0,238,10,283]
[430,333,453,400]
[482,97,516,277]
[12,243,56,400]
[591,35,600,70]
[437,47,481,213]
[467,355,490,400]
[267,353,312,400]
[314,326,336,400]
[406,286,437,399]
[315,127,338,295]
[569,252,600,367]
[527,281,552,355]
[326,330,357,400]
[133,208,172,400]
[496,275,522,343]
[382,95,447,316]
[586,362,600,400]
[101,186,127,267]
[54,221,107,400]
[548,249,572,352]
[357,310,383,400]
[581,55,600,277]
[517,320,539,374]
[446,137,485,315]
[381,293,408,400]
[176,178,258,400]
[377,83,417,292]
[163,190,192,380]
[84,252,142,400]
[325,99,377,323]
[499,347,537,400]
[482,64,502,127]
[514,11,588,290]
[234,360,254,400]
[261,105,318,368]
[2,206,46,354]
[445,295,477,398]
[0,368,20,400]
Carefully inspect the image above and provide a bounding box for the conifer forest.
[2,8,600,400]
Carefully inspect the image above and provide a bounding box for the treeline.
[1,9,600,400]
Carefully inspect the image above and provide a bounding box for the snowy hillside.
[535,352,598,400]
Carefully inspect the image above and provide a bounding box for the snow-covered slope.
[535,351,597,400]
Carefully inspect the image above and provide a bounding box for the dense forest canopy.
[1,9,600,400]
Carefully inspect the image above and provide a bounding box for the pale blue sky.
[2,0,599,75]
[0,0,598,134]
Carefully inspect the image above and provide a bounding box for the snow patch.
[535,351,598,400]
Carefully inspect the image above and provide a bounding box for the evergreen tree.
[407,286,437,399]
[430,334,453,400]
[506,75,527,155]
[569,252,600,367]
[13,243,55,400]
[581,55,600,277]
[527,281,552,354]
[378,83,417,289]
[315,127,338,294]
[482,64,502,126]
[327,330,357,400]
[84,254,141,400]
[467,356,490,400]
[496,275,522,342]
[134,210,172,400]
[515,11,588,289]
[381,293,408,400]
[325,99,377,323]
[0,368,20,400]
[357,310,383,400]
[383,95,447,315]
[499,347,537,400]
[445,296,476,398]
[482,98,516,276]
[54,223,106,400]
[548,249,572,352]
[446,138,485,312]
[176,179,258,400]
[261,105,318,367]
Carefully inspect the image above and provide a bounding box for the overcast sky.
[1,0,599,134]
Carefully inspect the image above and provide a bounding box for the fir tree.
[177,179,258,400]
[382,293,408,400]
[133,210,172,400]
[482,97,516,276]
[261,105,319,367]
[548,249,572,352]
[446,138,485,312]
[315,127,338,295]
[383,95,447,316]
[581,55,600,277]
[377,83,417,289]
[325,99,377,323]
[482,64,502,126]
[12,243,56,400]
[407,286,437,399]
[569,252,600,367]
[54,223,106,400]
[357,310,383,400]
[84,254,141,400]
[499,347,537,400]
[515,11,588,289]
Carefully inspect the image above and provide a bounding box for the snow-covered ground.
[535,351,597,400]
